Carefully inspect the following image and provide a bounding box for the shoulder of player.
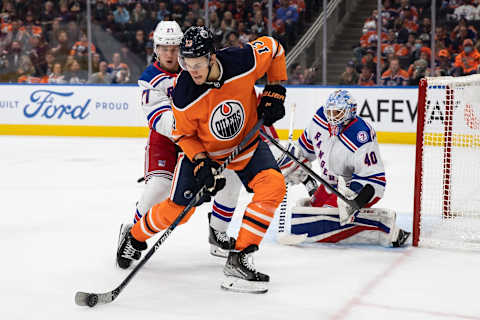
[138,63,176,89]
[340,117,376,149]
[311,106,329,130]
[215,46,255,81]
[172,70,209,111]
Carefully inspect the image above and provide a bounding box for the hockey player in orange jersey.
[118,26,287,293]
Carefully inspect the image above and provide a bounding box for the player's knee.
[150,199,196,228]
[249,169,286,208]
[139,176,171,211]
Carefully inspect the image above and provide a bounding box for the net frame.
[413,75,480,249]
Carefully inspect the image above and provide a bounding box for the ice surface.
[1,136,479,319]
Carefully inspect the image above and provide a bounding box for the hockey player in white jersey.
[116,21,242,268]
[279,89,410,247]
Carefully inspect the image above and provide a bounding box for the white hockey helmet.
[153,21,183,47]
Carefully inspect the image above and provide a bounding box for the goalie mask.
[325,89,357,136]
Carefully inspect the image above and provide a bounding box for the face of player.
[156,45,180,72]
[326,109,347,125]
[180,55,211,85]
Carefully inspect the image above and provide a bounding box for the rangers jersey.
[138,61,178,139]
[171,36,287,170]
[298,106,386,203]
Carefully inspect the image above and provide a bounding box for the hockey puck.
[87,294,98,307]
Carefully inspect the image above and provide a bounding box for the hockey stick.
[277,103,296,234]
[137,176,145,183]
[259,130,375,211]
[75,120,264,308]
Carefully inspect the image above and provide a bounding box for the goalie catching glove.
[276,141,311,185]
[193,157,226,202]
[257,84,286,126]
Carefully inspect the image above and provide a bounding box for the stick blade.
[353,184,375,209]
[75,291,94,307]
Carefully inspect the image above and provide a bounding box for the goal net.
[413,75,480,249]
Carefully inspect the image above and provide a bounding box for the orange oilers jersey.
[171,36,287,170]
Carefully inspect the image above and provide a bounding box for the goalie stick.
[75,120,264,308]
[259,130,375,213]
[277,103,296,234]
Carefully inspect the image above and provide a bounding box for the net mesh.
[418,75,480,249]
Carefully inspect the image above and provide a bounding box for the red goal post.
[413,76,480,249]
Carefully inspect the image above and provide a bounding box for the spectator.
[289,63,306,84]
[129,29,146,59]
[48,62,66,83]
[226,31,242,48]
[131,3,146,28]
[358,64,376,86]
[145,41,154,65]
[339,61,359,85]
[39,1,56,29]
[50,30,71,66]
[276,0,299,45]
[250,11,267,36]
[112,69,129,84]
[454,38,480,75]
[28,34,48,76]
[114,4,130,25]
[108,52,130,82]
[453,0,476,21]
[45,50,56,75]
[435,49,452,76]
[409,58,429,85]
[156,2,170,21]
[58,2,73,23]
[17,59,47,83]
[64,59,87,83]
[93,0,108,22]
[88,61,112,84]
[380,57,409,86]
[70,32,96,70]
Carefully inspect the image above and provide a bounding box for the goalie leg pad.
[290,206,398,246]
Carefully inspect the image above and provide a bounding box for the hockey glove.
[257,84,286,127]
[276,141,310,185]
[193,157,226,202]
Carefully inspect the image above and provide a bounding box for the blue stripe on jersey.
[352,173,386,187]
[147,105,171,121]
[313,116,328,130]
[152,76,171,88]
[298,132,315,154]
[341,117,373,148]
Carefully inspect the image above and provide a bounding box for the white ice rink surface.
[1,136,479,320]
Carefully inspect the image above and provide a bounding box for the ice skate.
[208,212,235,258]
[392,229,411,247]
[221,244,269,293]
[116,223,147,269]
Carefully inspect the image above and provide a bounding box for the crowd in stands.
[340,0,480,86]
[0,0,314,84]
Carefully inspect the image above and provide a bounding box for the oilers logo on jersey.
[209,100,245,140]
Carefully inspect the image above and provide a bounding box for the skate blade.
[277,233,308,245]
[221,276,268,294]
[210,244,228,258]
